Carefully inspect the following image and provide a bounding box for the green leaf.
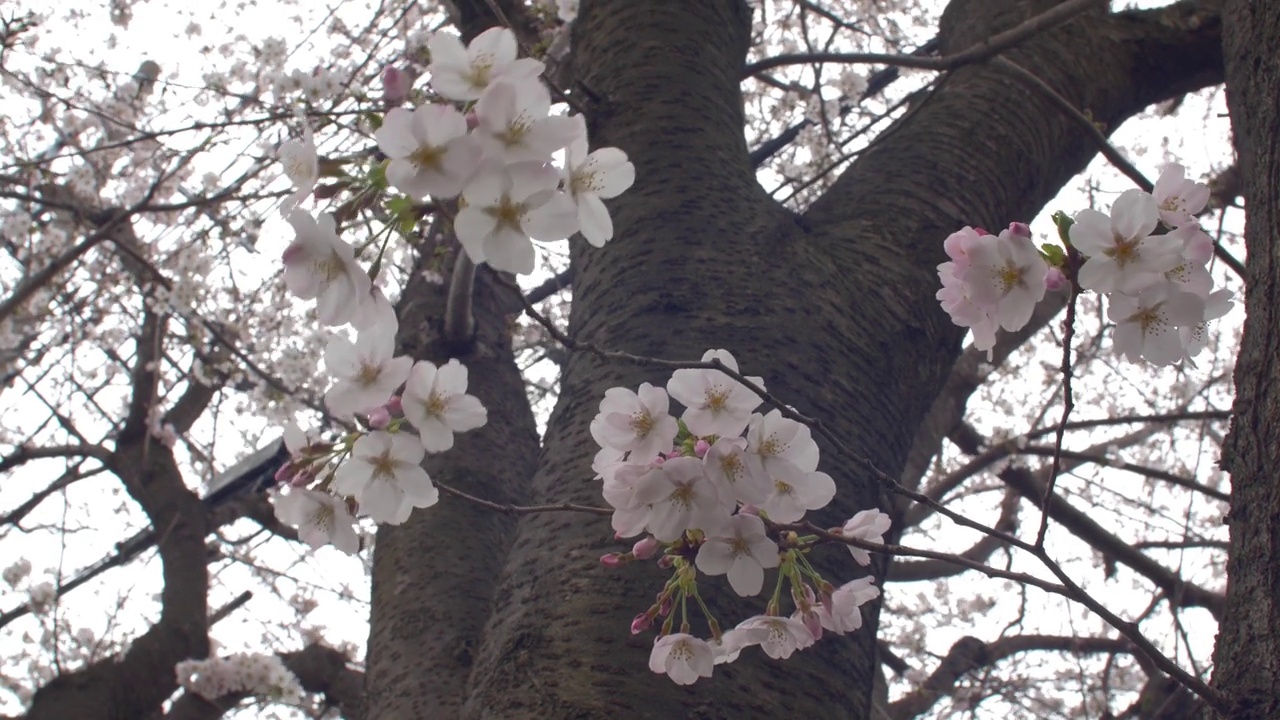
[1040,243,1067,267]
[1051,211,1074,245]
[369,161,389,191]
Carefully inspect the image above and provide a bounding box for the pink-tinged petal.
[483,227,537,275]
[526,115,583,156]
[435,359,470,394]
[331,461,371,497]
[323,336,360,376]
[506,162,561,202]
[727,558,764,596]
[385,159,428,199]
[427,33,468,66]
[578,193,613,247]
[525,192,580,242]
[1067,209,1112,256]
[1077,257,1120,294]
[445,395,488,432]
[417,415,456,453]
[416,104,468,145]
[331,520,360,554]
[497,57,546,82]
[375,108,419,158]
[695,540,737,575]
[1110,189,1158,240]
[476,81,520,131]
[404,360,438,400]
[360,477,405,523]
[389,431,426,464]
[470,27,518,65]
[454,207,497,263]
[462,169,508,206]
[636,383,670,416]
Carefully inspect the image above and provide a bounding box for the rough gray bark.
[1211,0,1280,716]
[442,0,1225,717]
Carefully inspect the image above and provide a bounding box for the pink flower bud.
[465,111,479,131]
[599,552,624,568]
[1006,221,1031,238]
[385,395,403,417]
[656,554,676,569]
[666,447,683,457]
[273,462,297,485]
[799,609,823,641]
[381,66,411,106]
[1045,267,1069,292]
[632,536,660,560]
[367,407,392,430]
[973,227,991,236]
[693,439,711,458]
[658,597,673,617]
[630,612,652,635]
[738,504,760,517]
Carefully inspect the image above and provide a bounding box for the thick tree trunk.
[1211,0,1280,716]
[348,0,1226,718]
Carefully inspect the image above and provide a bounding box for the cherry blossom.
[454,162,579,274]
[272,488,360,554]
[731,615,815,660]
[589,383,679,463]
[648,633,714,685]
[1161,224,1215,298]
[630,456,728,541]
[1109,285,1206,366]
[1070,190,1182,294]
[176,653,304,703]
[745,409,820,487]
[332,431,438,524]
[936,224,1046,355]
[841,509,892,566]
[760,469,836,523]
[375,104,481,199]
[278,127,318,216]
[322,324,413,418]
[562,115,635,246]
[1153,163,1209,228]
[936,243,1000,355]
[401,359,489,453]
[426,27,544,102]
[282,211,372,327]
[473,80,581,164]
[695,513,779,596]
[962,222,1048,332]
[381,66,411,106]
[667,349,763,438]
[704,436,770,506]
[1180,289,1235,362]
[818,576,880,634]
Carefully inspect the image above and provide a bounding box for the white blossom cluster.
[938,163,1232,366]
[175,653,304,704]
[591,349,891,684]
[265,26,646,551]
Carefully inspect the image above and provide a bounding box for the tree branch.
[888,634,1135,719]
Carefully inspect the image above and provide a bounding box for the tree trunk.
[1211,0,1280,716]
[353,0,1227,718]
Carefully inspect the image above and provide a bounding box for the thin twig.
[743,0,1098,77]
